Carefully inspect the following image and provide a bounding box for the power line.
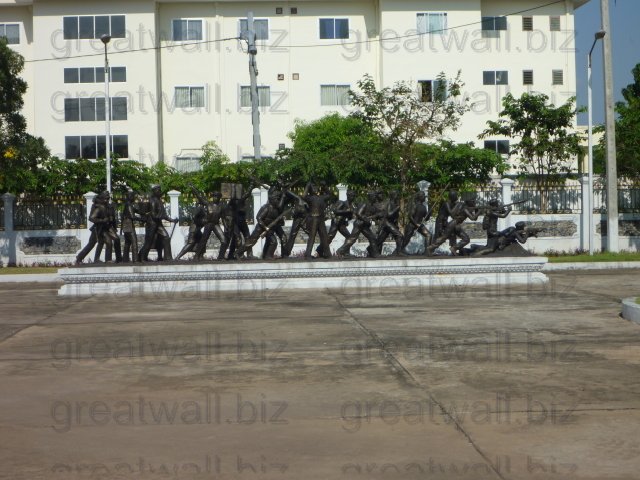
[22,0,564,63]
[24,36,242,63]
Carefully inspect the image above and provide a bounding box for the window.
[319,18,349,39]
[416,13,447,34]
[239,18,269,41]
[481,16,507,31]
[484,140,510,155]
[63,15,126,40]
[64,67,127,84]
[320,84,350,106]
[552,70,564,85]
[418,80,447,102]
[240,86,271,108]
[65,135,128,159]
[64,97,128,122]
[0,24,19,44]
[172,19,203,41]
[79,67,95,83]
[523,70,534,85]
[549,16,561,31]
[522,16,533,31]
[483,71,508,85]
[174,87,205,108]
[174,156,202,173]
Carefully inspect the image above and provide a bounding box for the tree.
[349,72,470,197]
[274,114,391,190]
[595,63,640,177]
[480,92,582,210]
[414,140,508,191]
[0,38,49,193]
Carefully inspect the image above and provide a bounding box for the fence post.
[82,192,97,257]
[1,193,16,266]
[500,178,515,231]
[254,187,268,253]
[167,190,182,257]
[579,175,590,252]
[337,184,348,201]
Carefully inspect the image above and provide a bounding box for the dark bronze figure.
[139,185,178,262]
[121,189,144,263]
[90,190,122,263]
[302,182,333,259]
[175,187,207,260]
[194,191,226,260]
[237,191,288,259]
[281,190,309,258]
[428,198,479,256]
[375,190,404,256]
[316,189,356,257]
[401,191,432,255]
[336,191,381,258]
[75,192,105,264]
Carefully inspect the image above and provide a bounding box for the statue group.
[76,181,540,265]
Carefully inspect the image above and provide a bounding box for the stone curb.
[622,297,640,324]
[0,274,61,283]
[543,261,640,271]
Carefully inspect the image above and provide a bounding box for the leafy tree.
[0,38,49,193]
[480,92,582,210]
[414,140,508,190]
[273,114,391,190]
[595,63,640,177]
[349,72,470,197]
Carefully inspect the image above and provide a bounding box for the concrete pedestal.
[58,256,548,297]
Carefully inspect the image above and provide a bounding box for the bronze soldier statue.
[401,191,432,255]
[175,187,208,260]
[75,192,106,264]
[375,190,404,256]
[302,182,333,259]
[121,189,144,263]
[281,190,309,258]
[91,190,122,263]
[237,191,288,260]
[433,190,458,249]
[139,185,178,261]
[427,199,479,256]
[336,191,381,258]
[316,189,357,257]
[194,191,226,260]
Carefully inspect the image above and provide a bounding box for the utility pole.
[247,12,261,161]
[601,0,618,252]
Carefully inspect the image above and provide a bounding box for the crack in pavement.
[326,289,508,480]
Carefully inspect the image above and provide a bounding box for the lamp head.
[100,34,112,45]
[595,30,606,40]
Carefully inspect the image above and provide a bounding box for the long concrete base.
[58,256,549,297]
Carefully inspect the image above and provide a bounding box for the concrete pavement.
[0,270,639,479]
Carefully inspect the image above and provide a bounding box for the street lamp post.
[587,30,606,255]
[101,34,112,193]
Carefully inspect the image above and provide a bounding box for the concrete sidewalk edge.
[0,260,638,283]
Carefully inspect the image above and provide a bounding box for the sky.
[574,0,639,125]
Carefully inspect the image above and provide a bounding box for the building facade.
[0,0,588,168]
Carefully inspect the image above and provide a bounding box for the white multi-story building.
[0,0,588,168]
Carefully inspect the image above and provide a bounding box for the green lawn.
[547,252,640,263]
[0,267,60,275]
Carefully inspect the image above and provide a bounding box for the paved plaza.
[1,270,639,479]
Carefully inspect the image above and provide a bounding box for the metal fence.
[460,186,502,205]
[179,195,254,226]
[511,185,583,213]
[13,195,86,230]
